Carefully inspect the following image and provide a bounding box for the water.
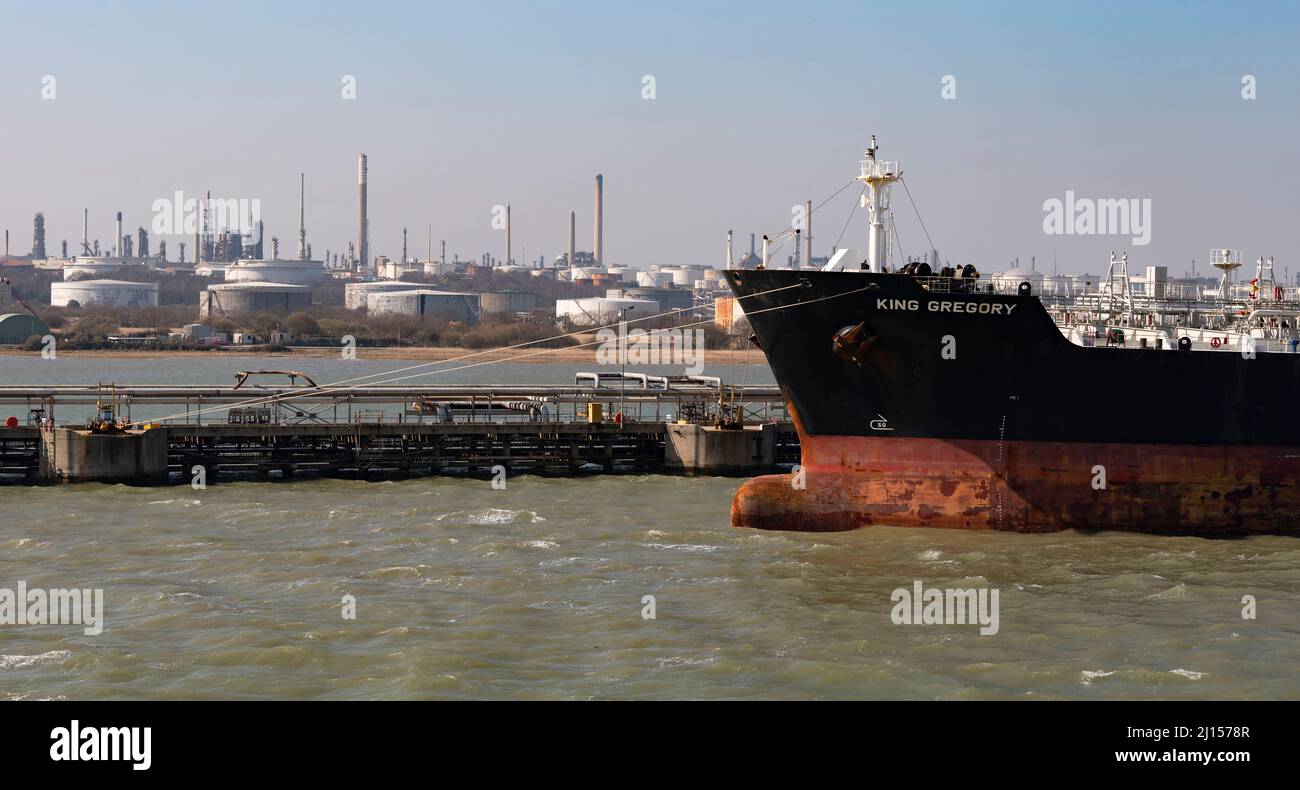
[1,356,1298,699]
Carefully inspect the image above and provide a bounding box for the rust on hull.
[732,435,1300,535]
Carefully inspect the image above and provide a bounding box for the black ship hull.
[724,269,1300,535]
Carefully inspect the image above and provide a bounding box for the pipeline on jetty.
[0,374,797,483]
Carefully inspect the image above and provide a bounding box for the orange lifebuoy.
[1211,337,1222,348]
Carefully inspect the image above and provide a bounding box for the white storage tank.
[224,259,324,284]
[345,281,425,310]
[62,257,151,280]
[367,290,479,323]
[51,280,159,308]
[636,271,672,288]
[555,297,658,326]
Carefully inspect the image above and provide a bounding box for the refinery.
[0,0,1295,741]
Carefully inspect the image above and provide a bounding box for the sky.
[1,0,1298,277]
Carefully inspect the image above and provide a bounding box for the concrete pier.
[39,427,170,483]
[664,423,778,475]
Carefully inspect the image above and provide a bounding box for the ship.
[723,138,1300,535]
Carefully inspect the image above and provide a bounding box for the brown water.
[1,356,1298,699]
[1,476,1298,700]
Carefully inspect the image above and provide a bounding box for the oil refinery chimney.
[568,210,576,272]
[506,203,512,266]
[298,172,307,261]
[32,213,46,259]
[593,174,603,267]
[115,211,123,257]
[82,209,89,255]
[357,153,369,273]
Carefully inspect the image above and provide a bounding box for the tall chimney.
[725,229,733,269]
[82,208,89,255]
[402,227,408,270]
[298,172,307,261]
[762,235,770,268]
[568,210,576,271]
[32,212,46,259]
[750,233,756,255]
[804,200,813,268]
[357,153,369,273]
[594,174,603,267]
[505,204,511,267]
[115,211,123,257]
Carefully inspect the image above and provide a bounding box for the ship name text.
[875,298,1018,316]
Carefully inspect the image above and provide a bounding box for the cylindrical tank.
[367,289,479,323]
[479,291,539,315]
[51,280,159,308]
[345,281,423,310]
[225,259,324,284]
[199,282,312,319]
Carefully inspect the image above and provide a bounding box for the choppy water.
[1,356,1298,699]
[1,477,1298,700]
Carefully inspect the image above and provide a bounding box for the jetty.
[0,375,797,483]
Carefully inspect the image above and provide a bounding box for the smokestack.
[32,213,46,259]
[298,172,307,261]
[4,230,7,256]
[568,210,576,271]
[115,211,123,257]
[750,233,756,255]
[726,229,733,269]
[82,208,89,255]
[505,204,511,267]
[195,195,202,265]
[804,200,813,269]
[594,174,603,267]
[402,227,408,269]
[357,154,369,273]
[762,235,770,268]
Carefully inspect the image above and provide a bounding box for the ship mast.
[857,135,902,273]
[1211,248,1243,302]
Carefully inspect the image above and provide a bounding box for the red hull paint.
[732,435,1300,534]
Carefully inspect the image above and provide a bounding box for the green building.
[0,313,50,345]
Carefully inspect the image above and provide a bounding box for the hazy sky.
[2,0,1297,276]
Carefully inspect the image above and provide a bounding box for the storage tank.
[199,282,312,319]
[367,290,479,323]
[423,260,457,277]
[51,280,159,308]
[224,259,325,284]
[606,266,638,283]
[555,297,659,326]
[636,271,672,288]
[62,257,150,280]
[345,281,425,310]
[479,291,539,315]
[607,286,693,312]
